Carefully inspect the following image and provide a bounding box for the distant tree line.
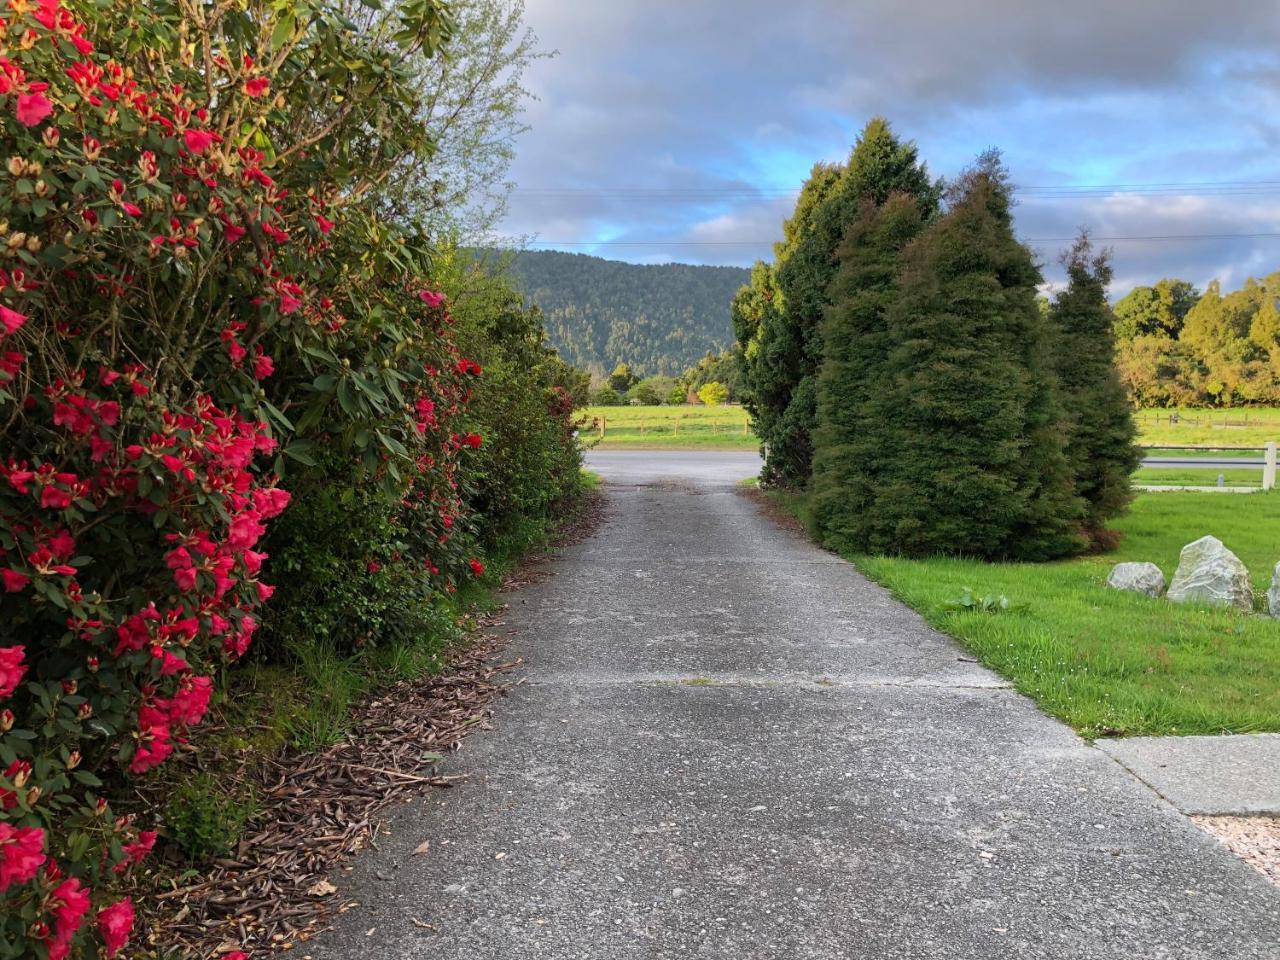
[504,250,747,376]
[588,349,744,407]
[1113,274,1280,406]
[735,119,1138,560]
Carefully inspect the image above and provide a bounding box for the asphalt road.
[313,451,1278,959]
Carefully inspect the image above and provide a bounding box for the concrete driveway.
[313,451,1279,959]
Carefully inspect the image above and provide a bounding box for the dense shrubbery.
[0,2,580,957]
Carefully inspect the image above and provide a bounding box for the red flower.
[418,289,445,308]
[129,704,173,774]
[2,569,29,594]
[40,485,72,510]
[0,646,26,698]
[0,305,26,335]
[114,831,155,874]
[279,292,302,314]
[183,128,217,154]
[97,898,134,957]
[15,91,52,127]
[469,559,485,577]
[0,824,45,892]
[121,202,142,218]
[313,214,334,235]
[244,76,269,98]
[253,351,274,380]
[45,877,91,960]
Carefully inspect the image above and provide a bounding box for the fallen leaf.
[307,880,338,897]
[412,840,431,857]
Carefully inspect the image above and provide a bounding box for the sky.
[495,0,1280,293]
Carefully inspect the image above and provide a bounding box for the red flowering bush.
[0,0,497,955]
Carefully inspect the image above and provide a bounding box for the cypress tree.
[1048,235,1141,546]
[809,193,928,552]
[740,118,941,488]
[857,154,1085,560]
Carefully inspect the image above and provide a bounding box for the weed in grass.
[164,772,259,862]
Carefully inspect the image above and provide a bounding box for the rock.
[1166,536,1253,611]
[1106,562,1166,598]
[1268,562,1280,618]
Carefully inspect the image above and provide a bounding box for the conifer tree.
[857,155,1085,560]
[1048,235,1141,545]
[738,117,940,488]
[809,194,928,552]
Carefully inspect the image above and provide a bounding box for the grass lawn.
[1135,467,1262,488]
[1136,406,1280,448]
[769,489,1280,739]
[580,404,756,449]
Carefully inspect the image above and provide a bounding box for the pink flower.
[0,824,45,892]
[114,831,155,873]
[313,214,334,235]
[121,202,142,218]
[97,898,134,957]
[2,569,29,594]
[418,289,445,308]
[0,305,26,335]
[224,222,246,244]
[183,128,216,154]
[15,91,52,127]
[129,704,173,774]
[367,560,381,573]
[469,559,485,577]
[0,646,26,698]
[244,76,270,98]
[168,675,212,726]
[279,292,302,315]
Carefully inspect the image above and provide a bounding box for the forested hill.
[505,250,749,376]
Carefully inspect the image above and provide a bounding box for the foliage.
[665,383,687,405]
[1047,236,1141,543]
[735,118,941,487]
[162,773,256,863]
[843,156,1084,560]
[1114,273,1280,406]
[507,249,748,377]
[388,0,550,243]
[697,381,729,406]
[0,0,585,956]
[809,193,930,553]
[942,588,1013,613]
[677,347,742,401]
[607,362,638,393]
[625,380,664,406]
[591,385,622,406]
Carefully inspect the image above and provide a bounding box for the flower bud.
[76,702,92,720]
[33,179,48,198]
[25,235,40,252]
[0,709,12,732]
[41,127,59,148]
[26,160,40,177]
[65,751,80,770]
[95,797,109,815]
[86,655,99,672]
[6,156,24,177]
[25,786,40,806]
[12,766,29,788]
[60,679,76,695]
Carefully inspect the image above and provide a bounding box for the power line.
[507,232,1280,247]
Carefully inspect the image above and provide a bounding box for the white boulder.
[1105,562,1166,598]
[1166,536,1253,612]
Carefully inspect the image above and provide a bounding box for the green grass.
[770,489,1280,739]
[581,404,755,449]
[1136,406,1280,448]
[1135,467,1262,488]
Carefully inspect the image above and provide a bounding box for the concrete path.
[314,451,1279,959]
[1099,734,1280,816]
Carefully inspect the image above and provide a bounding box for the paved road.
[315,451,1278,959]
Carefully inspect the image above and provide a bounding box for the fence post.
[1265,441,1276,491]
[599,416,606,439]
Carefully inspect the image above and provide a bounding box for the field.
[580,404,756,449]
[584,404,1280,455]
[769,488,1280,739]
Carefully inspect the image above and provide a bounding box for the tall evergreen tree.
[1047,235,1141,545]
[856,155,1084,560]
[737,117,940,488]
[809,194,928,552]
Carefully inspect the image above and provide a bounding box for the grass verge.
[580,404,756,449]
[766,488,1280,739]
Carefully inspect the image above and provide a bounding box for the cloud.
[497,0,1280,290]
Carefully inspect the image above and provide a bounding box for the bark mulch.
[140,489,606,958]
